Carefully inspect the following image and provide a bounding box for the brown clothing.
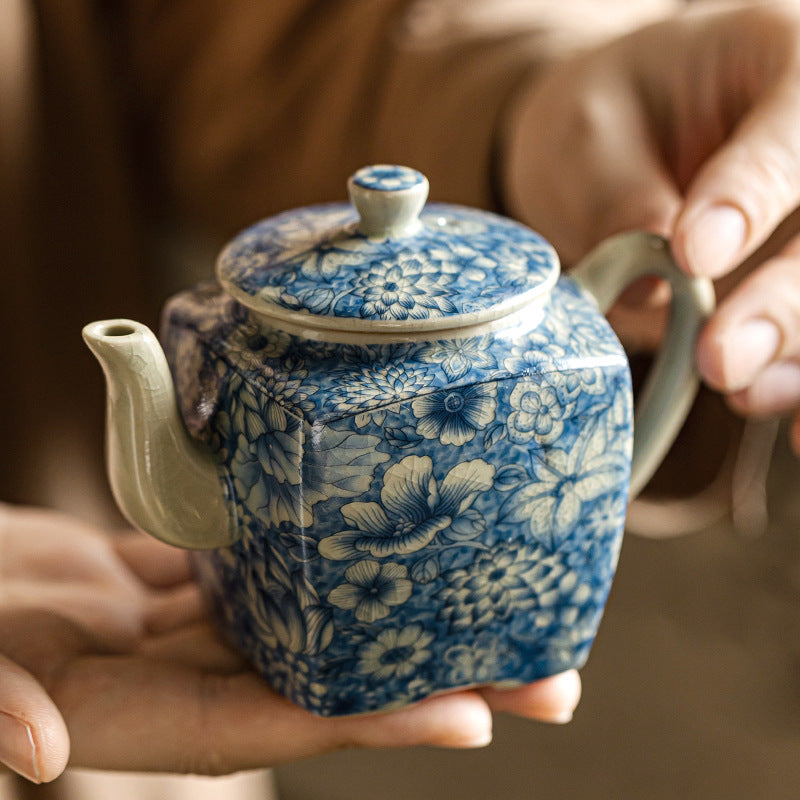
[0,0,676,515]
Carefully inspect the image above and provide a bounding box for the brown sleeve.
[122,0,681,237]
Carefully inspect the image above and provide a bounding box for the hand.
[502,0,800,454]
[0,504,580,783]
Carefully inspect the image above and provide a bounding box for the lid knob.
[347,165,429,238]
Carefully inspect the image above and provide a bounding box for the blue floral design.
[499,415,630,551]
[327,560,412,622]
[415,336,498,380]
[318,455,495,560]
[439,543,542,632]
[507,379,572,445]
[351,164,425,192]
[412,383,497,446]
[351,252,458,320]
[217,204,558,327]
[328,360,435,427]
[355,624,435,681]
[159,167,638,717]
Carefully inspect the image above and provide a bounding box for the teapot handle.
[569,231,715,499]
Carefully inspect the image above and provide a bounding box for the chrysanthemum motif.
[507,379,571,445]
[438,544,541,631]
[327,560,412,622]
[352,253,458,320]
[415,336,497,381]
[412,383,497,446]
[443,636,513,685]
[329,361,435,427]
[355,624,435,681]
[318,455,495,560]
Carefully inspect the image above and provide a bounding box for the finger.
[0,653,69,784]
[136,622,247,673]
[726,359,800,418]
[1,582,145,648]
[479,670,582,724]
[55,660,492,775]
[696,235,800,397]
[144,582,205,635]
[113,533,194,588]
[674,73,800,278]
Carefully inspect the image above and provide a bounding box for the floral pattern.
[161,209,635,716]
[412,383,497,445]
[318,455,495,560]
[216,203,558,327]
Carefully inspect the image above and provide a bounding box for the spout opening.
[99,322,138,337]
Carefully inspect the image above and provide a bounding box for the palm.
[0,505,580,780]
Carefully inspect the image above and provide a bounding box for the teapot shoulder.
[159,276,629,440]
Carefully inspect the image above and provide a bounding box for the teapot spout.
[82,320,239,549]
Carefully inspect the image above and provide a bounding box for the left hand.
[0,504,580,782]
[502,0,800,454]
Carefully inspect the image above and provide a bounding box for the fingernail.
[713,318,782,391]
[538,709,574,725]
[0,712,41,783]
[684,204,747,277]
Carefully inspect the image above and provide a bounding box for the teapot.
[84,165,714,716]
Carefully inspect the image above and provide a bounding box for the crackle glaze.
[84,165,714,716]
[161,272,632,715]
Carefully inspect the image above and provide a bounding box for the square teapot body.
[161,275,632,716]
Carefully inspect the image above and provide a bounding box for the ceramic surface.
[161,274,632,715]
[216,165,557,334]
[84,165,713,716]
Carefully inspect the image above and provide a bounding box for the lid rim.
[220,267,558,336]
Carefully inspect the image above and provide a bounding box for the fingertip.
[348,691,493,751]
[480,669,582,724]
[674,204,748,278]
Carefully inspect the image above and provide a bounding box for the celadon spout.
[83,319,239,549]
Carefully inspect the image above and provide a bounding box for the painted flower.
[415,336,497,381]
[503,338,567,374]
[585,493,626,541]
[438,544,540,631]
[318,455,495,560]
[225,322,291,369]
[412,383,497,446]
[499,416,629,550]
[443,637,513,685]
[327,560,412,622]
[507,380,572,445]
[329,361,435,426]
[244,539,334,656]
[355,624,434,681]
[217,374,387,528]
[350,253,458,320]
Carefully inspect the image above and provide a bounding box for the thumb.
[673,74,800,278]
[0,652,70,783]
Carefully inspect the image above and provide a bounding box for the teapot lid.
[216,165,559,337]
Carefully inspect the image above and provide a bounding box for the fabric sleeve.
[121,0,681,237]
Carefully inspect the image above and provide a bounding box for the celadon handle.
[570,231,716,499]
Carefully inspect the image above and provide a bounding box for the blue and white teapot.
[84,165,713,716]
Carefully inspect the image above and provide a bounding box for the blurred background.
[2,1,798,798]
